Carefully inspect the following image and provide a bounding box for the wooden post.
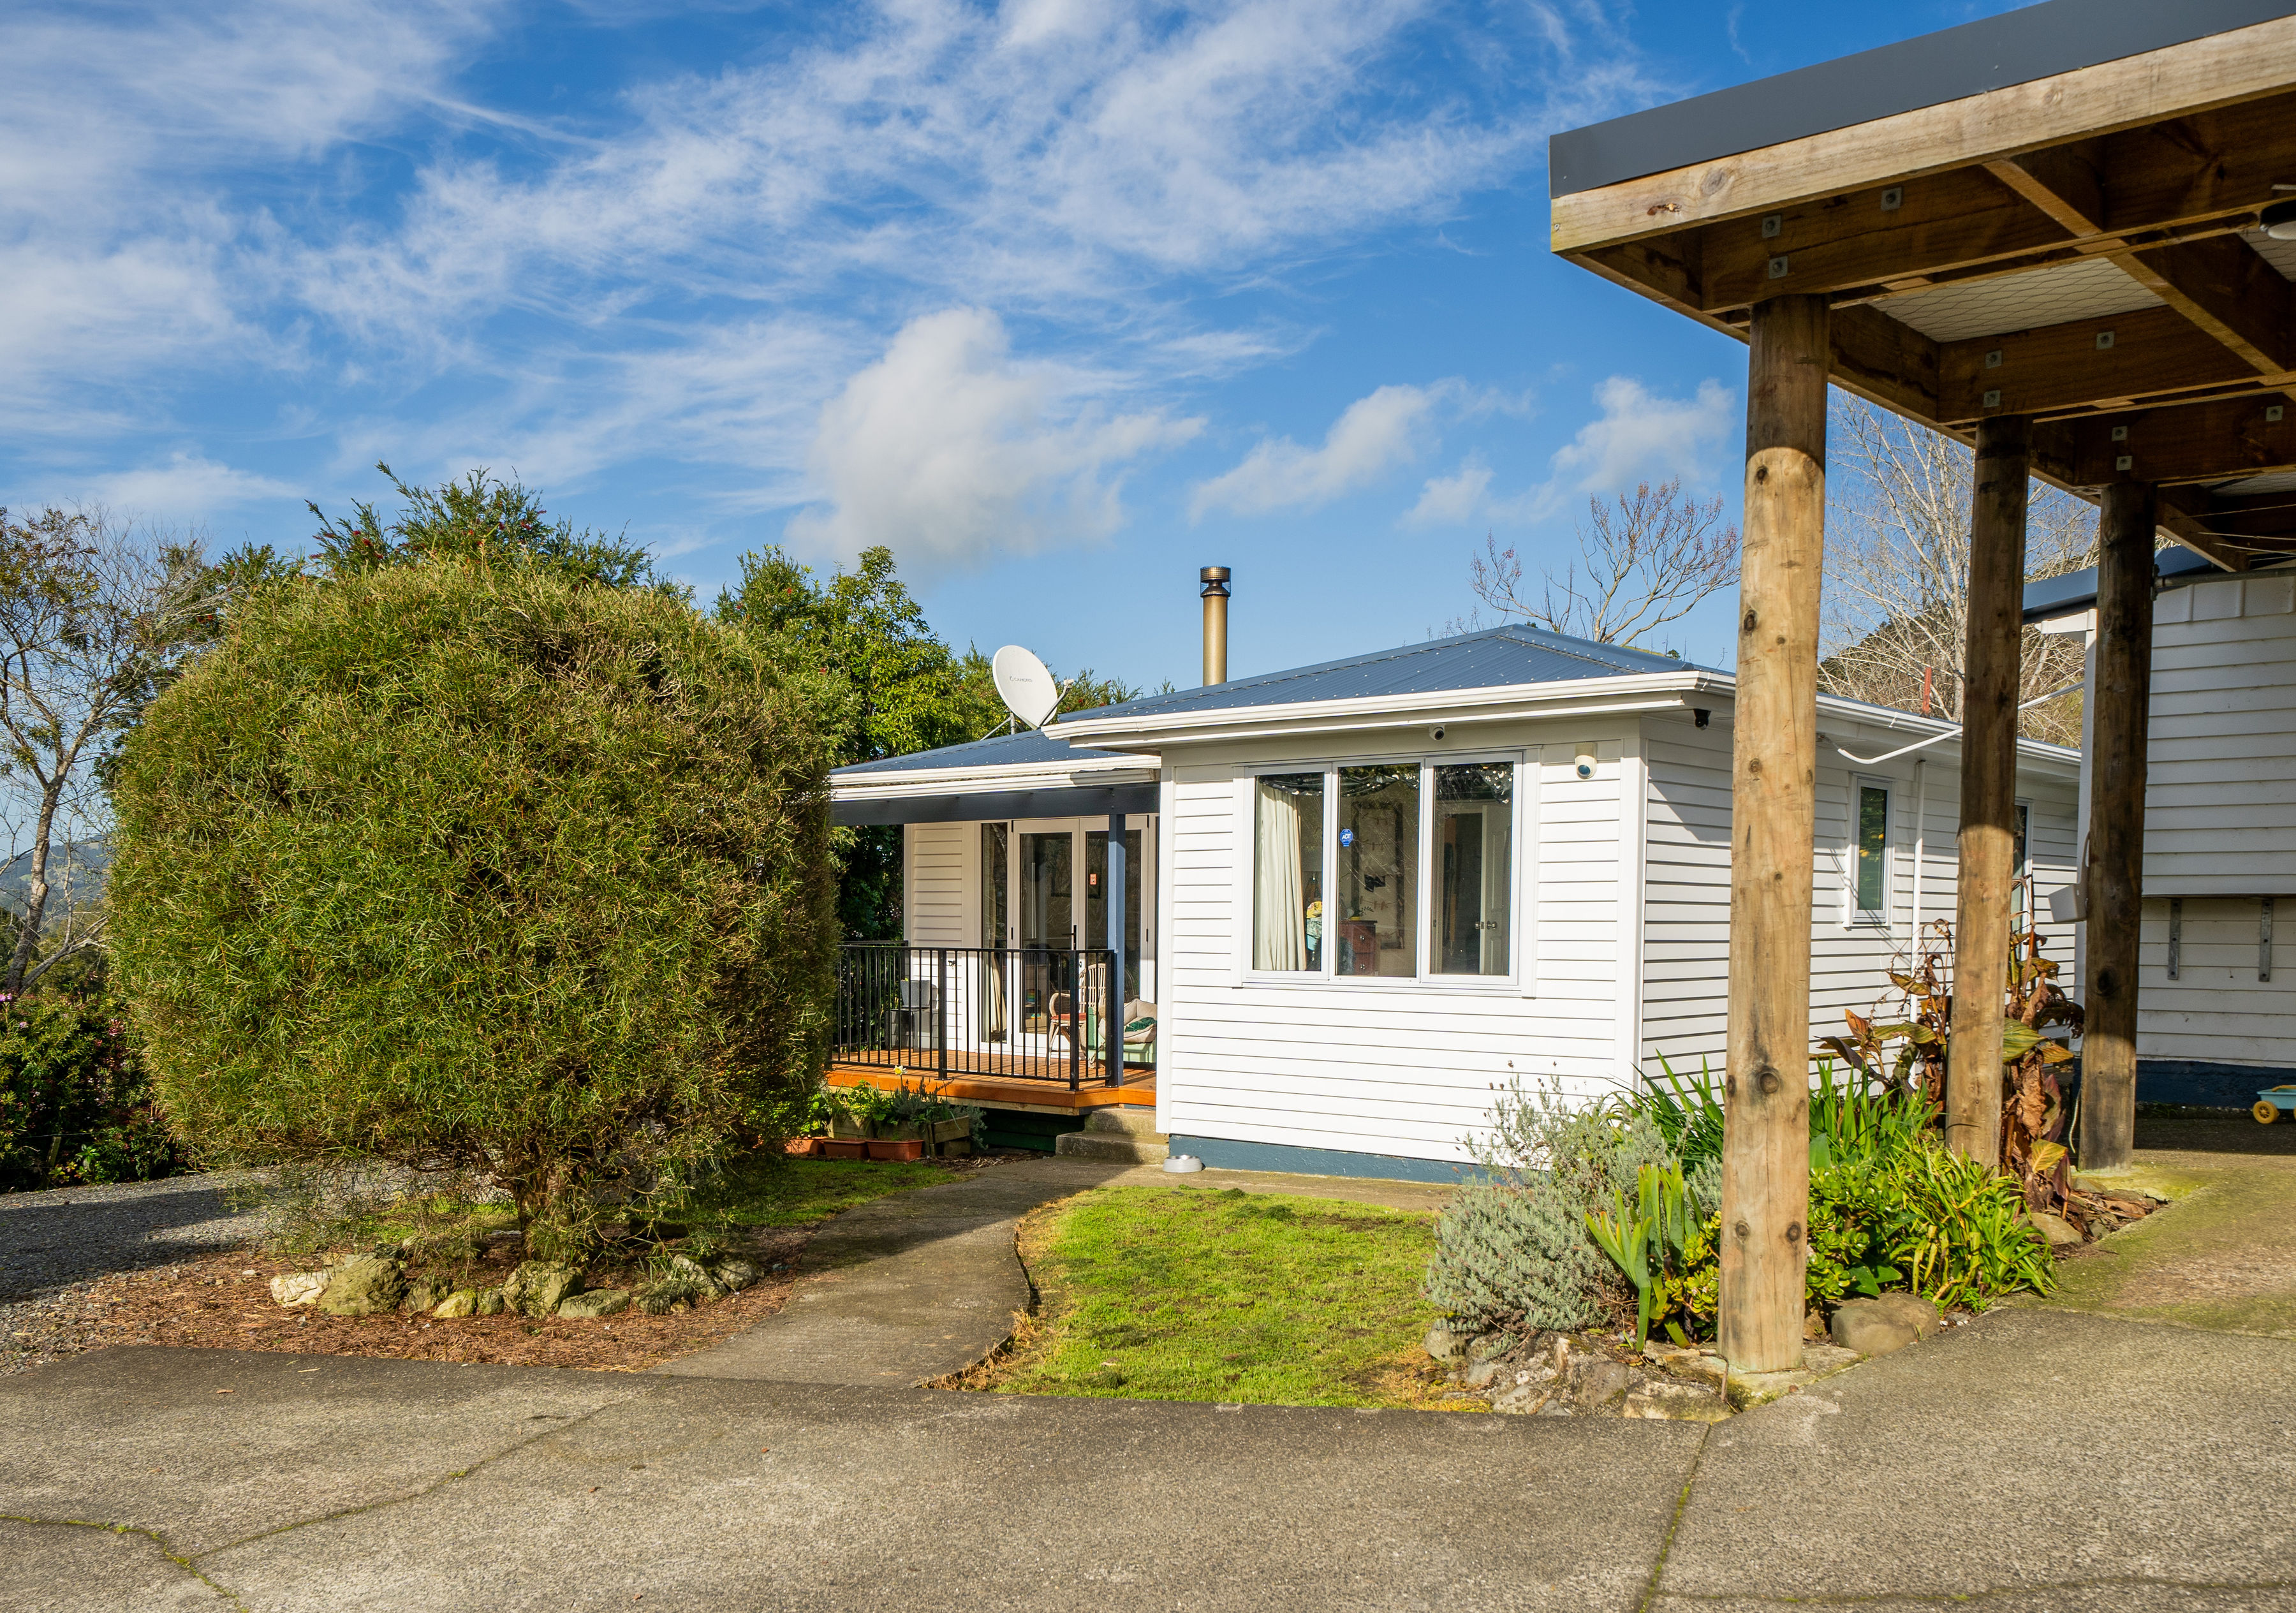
[1719,293,1827,1374]
[2079,482,2156,1171]
[1945,415,2030,1165]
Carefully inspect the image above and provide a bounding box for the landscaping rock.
[1490,1381,1550,1416]
[1423,1323,1465,1362]
[316,1255,406,1317]
[1802,1343,1862,1375]
[432,1289,478,1319]
[2027,1210,2085,1249]
[1726,1365,1816,1410]
[1571,1359,1633,1409]
[1830,1299,1922,1357]
[556,1288,630,1319]
[501,1261,582,1317]
[712,1258,759,1293]
[1869,1293,1941,1336]
[403,1276,452,1313]
[1623,1381,1731,1423]
[269,1271,328,1308]
[475,1287,506,1316]
[665,1254,727,1300]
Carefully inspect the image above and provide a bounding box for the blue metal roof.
[2017,546,2285,623]
[832,726,1131,778]
[1056,623,1706,728]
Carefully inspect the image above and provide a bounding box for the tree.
[1469,479,1739,648]
[108,557,837,1237]
[717,545,1144,938]
[1820,399,2094,745]
[0,507,217,994]
[309,462,668,594]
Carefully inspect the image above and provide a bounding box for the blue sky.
[3,0,2036,690]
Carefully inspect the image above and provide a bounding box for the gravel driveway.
[1,1173,265,1369]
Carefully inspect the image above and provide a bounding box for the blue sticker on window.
[1339,828,1355,848]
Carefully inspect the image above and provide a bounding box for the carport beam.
[2079,482,2157,1172]
[1719,293,1827,1374]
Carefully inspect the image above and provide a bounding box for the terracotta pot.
[784,1137,820,1157]
[866,1138,924,1161]
[820,1138,870,1160]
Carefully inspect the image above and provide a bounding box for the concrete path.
[659,1156,1456,1387]
[4,1304,2290,1612]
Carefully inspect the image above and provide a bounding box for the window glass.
[1019,831,1072,949]
[1856,785,1889,915]
[1434,763,1513,975]
[1085,828,1144,998]
[1253,775,1324,971]
[1336,765,1420,976]
[980,823,1008,947]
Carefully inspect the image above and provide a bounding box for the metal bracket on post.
[2168,899,2182,980]
[2263,897,2276,983]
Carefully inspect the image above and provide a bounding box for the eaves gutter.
[1048,670,1732,751]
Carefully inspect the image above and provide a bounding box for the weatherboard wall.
[2128,573,2296,1072]
[1637,709,2079,1078]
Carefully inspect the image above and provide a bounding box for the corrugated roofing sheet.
[832,727,1131,777]
[1054,623,1704,728]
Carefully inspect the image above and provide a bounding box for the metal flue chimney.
[1200,566,1230,686]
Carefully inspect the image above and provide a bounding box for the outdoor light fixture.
[2265,199,2296,241]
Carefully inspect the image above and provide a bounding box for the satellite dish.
[991,645,1062,730]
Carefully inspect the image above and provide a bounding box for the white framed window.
[1849,775,1892,926]
[1244,752,1522,987]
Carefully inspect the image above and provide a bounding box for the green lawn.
[987,1185,1454,1408]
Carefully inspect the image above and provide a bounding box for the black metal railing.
[833,944,1149,1090]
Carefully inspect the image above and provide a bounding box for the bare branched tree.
[0,508,216,993]
[1469,478,1739,648]
[1820,399,2096,746]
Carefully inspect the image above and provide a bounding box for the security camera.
[1575,749,1596,779]
[1429,725,1446,741]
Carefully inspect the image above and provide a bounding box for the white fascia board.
[1813,695,2080,781]
[829,755,1159,802]
[1049,669,1728,750]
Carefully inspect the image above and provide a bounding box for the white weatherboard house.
[829,623,2080,1179]
[2026,549,2296,1105]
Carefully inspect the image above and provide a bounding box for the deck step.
[1055,1105,1168,1163]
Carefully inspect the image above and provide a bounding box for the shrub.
[107,559,837,1241]
[1424,1079,1674,1340]
[0,991,187,1191]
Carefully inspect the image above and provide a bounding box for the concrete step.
[1055,1106,1168,1164]
[1081,1106,1162,1137]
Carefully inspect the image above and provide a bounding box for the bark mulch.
[4,1230,813,1375]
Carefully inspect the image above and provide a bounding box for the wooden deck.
[825,1060,1154,1114]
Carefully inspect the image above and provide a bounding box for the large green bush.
[107,560,837,1233]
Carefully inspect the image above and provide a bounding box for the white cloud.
[1404,455,1494,527]
[1546,376,1735,497]
[83,452,298,518]
[1404,376,1737,527]
[784,307,1200,571]
[1189,384,1444,519]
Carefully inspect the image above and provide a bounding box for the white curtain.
[1254,781,1307,970]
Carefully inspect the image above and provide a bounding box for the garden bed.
[5,1153,1014,1375]
[948,1184,1465,1409]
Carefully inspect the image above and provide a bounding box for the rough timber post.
[1945,415,2031,1165]
[1719,293,1827,1373]
[2078,482,2156,1171]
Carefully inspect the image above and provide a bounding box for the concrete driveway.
[4,1304,2291,1612]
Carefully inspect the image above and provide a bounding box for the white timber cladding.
[2127,572,2296,1068]
[1637,709,2079,1077]
[1163,725,1631,1166]
[2143,575,2296,897]
[901,822,973,946]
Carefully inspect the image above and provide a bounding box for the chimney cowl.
[1199,566,1230,597]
